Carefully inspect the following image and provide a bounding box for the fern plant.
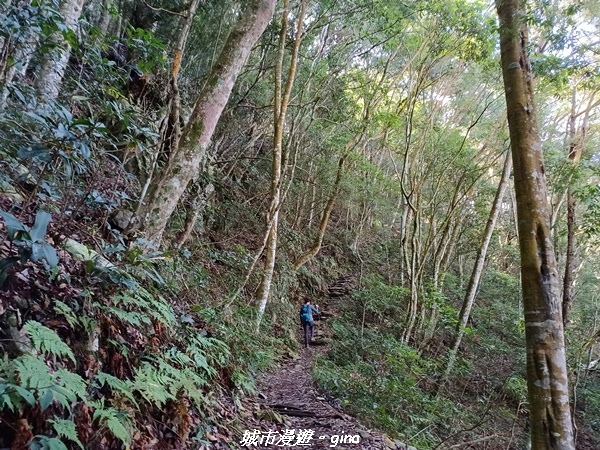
[90,400,134,447]
[24,321,76,363]
[0,328,86,413]
[94,286,175,329]
[49,419,84,449]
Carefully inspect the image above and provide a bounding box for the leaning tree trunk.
[293,153,346,270]
[443,150,512,379]
[143,0,277,244]
[495,0,575,448]
[35,0,85,101]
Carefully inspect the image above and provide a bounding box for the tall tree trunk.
[562,88,593,326]
[255,0,306,329]
[563,91,577,328]
[99,0,112,35]
[142,0,277,244]
[495,0,575,448]
[443,150,512,379]
[35,0,85,101]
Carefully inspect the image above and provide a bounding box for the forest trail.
[238,276,414,450]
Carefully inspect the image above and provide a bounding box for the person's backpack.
[300,304,312,323]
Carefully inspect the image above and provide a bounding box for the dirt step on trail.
[239,275,414,450]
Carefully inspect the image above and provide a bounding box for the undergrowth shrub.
[0,255,233,449]
[313,274,478,449]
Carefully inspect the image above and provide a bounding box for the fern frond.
[13,355,54,390]
[92,407,133,446]
[165,347,193,367]
[188,334,230,367]
[97,305,151,327]
[0,382,37,410]
[24,321,75,363]
[53,301,79,329]
[49,419,84,449]
[94,372,138,406]
[54,369,87,400]
[132,363,175,407]
[135,287,175,325]
[11,355,88,411]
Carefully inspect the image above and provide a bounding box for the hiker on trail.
[299,298,319,348]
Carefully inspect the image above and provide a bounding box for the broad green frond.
[30,436,69,450]
[49,419,84,449]
[13,355,54,390]
[132,363,175,407]
[93,407,133,446]
[94,372,138,406]
[54,369,87,400]
[24,321,75,363]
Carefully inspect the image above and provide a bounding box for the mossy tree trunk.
[495,0,575,447]
[143,0,277,244]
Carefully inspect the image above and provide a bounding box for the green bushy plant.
[0,209,59,283]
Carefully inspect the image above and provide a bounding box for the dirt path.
[236,277,412,450]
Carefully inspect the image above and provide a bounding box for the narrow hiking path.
[236,276,415,450]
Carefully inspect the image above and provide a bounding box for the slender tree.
[495,0,575,447]
[255,0,307,329]
[562,88,595,325]
[443,150,512,379]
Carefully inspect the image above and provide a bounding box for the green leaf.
[93,408,133,445]
[14,384,35,405]
[94,372,138,406]
[23,111,47,123]
[42,243,59,267]
[49,419,84,449]
[39,387,54,410]
[132,363,175,407]
[13,355,53,390]
[24,321,75,363]
[0,387,16,412]
[31,436,69,450]
[0,210,28,236]
[75,141,90,159]
[31,242,43,262]
[48,385,74,409]
[54,369,87,400]
[30,210,51,242]
[53,301,78,328]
